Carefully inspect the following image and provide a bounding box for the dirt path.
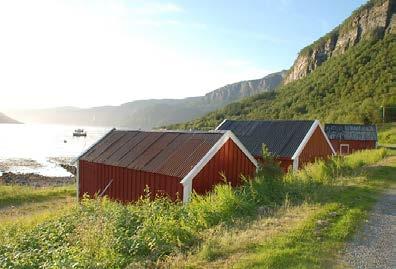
[342,184,396,268]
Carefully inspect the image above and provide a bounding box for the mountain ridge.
[167,0,395,130]
[284,0,395,84]
[7,71,286,129]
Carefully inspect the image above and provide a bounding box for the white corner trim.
[180,130,258,203]
[291,120,319,160]
[228,132,258,167]
[292,157,299,171]
[71,128,116,164]
[292,120,337,162]
[182,179,193,204]
[214,119,227,130]
[318,123,336,155]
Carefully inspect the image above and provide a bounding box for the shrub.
[0,149,387,268]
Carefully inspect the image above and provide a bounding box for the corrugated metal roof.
[324,124,377,141]
[216,120,315,157]
[79,130,225,178]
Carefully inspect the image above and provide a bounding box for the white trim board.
[180,130,258,203]
[340,144,350,155]
[291,120,336,171]
[318,123,336,155]
[214,119,227,130]
[291,120,319,161]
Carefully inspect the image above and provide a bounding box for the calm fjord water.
[0,124,110,176]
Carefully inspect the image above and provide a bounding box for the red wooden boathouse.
[216,119,335,171]
[324,124,377,155]
[76,129,257,203]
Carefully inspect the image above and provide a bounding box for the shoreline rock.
[0,172,75,187]
[59,163,77,175]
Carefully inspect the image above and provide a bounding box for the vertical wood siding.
[299,126,334,168]
[330,140,376,155]
[276,157,293,172]
[192,139,256,195]
[79,160,183,202]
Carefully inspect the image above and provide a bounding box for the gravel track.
[342,184,396,268]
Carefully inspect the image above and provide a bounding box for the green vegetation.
[0,148,393,268]
[168,34,395,131]
[0,184,76,234]
[0,197,75,227]
[378,123,396,145]
[0,184,75,209]
[164,150,394,268]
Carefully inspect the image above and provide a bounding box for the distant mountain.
[202,71,286,104]
[168,0,395,130]
[7,70,286,129]
[0,112,20,124]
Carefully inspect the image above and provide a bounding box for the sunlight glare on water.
[0,124,110,176]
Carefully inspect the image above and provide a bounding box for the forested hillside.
[167,34,395,130]
[167,0,395,131]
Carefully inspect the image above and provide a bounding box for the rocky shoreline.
[0,157,77,187]
[59,163,77,175]
[0,172,75,187]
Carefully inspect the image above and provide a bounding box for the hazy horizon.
[1,0,366,110]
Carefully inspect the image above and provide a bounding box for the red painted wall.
[192,139,256,195]
[277,157,294,172]
[330,140,376,155]
[79,160,183,202]
[299,126,334,168]
[79,138,257,202]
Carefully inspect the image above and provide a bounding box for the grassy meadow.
[0,184,75,208]
[0,148,394,268]
[378,123,396,146]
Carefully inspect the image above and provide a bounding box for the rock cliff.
[203,70,287,103]
[284,0,395,84]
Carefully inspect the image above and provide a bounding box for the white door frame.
[340,144,350,155]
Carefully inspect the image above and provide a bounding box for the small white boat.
[73,129,87,137]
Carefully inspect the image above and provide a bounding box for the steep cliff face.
[284,0,395,84]
[203,70,287,103]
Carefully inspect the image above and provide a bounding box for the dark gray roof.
[324,124,377,141]
[216,120,315,157]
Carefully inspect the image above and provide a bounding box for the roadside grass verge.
[0,148,392,268]
[162,150,394,268]
[0,184,75,209]
[378,123,396,146]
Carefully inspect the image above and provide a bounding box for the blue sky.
[138,0,366,70]
[0,0,366,109]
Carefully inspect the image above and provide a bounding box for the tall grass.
[378,123,396,145]
[0,149,388,268]
[290,148,387,183]
[0,184,75,208]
